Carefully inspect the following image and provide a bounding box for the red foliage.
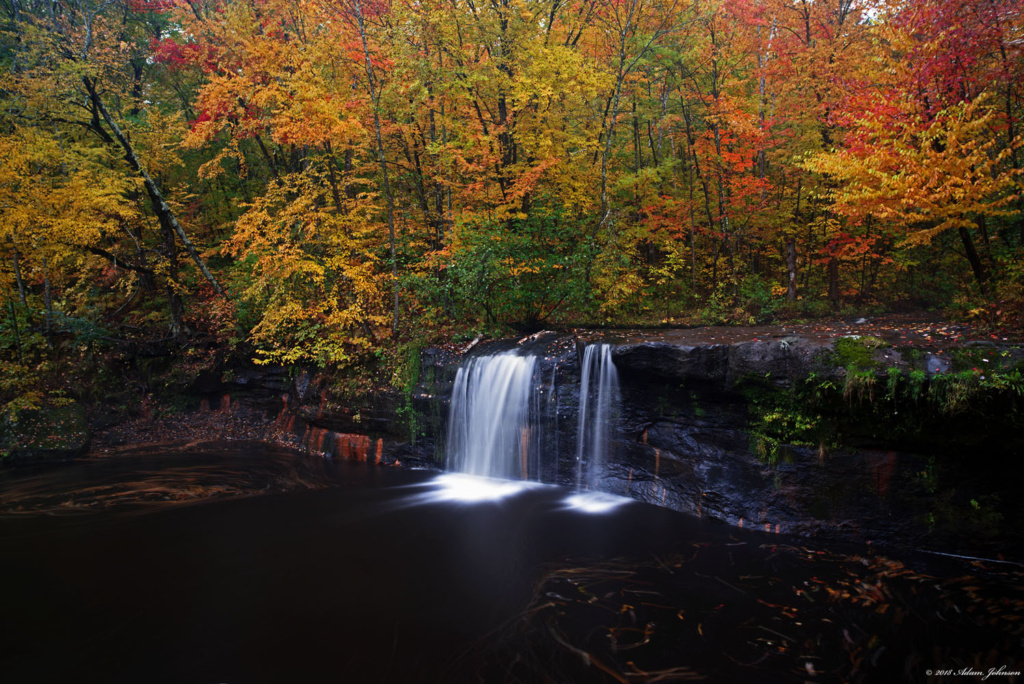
[330,0,392,20]
[126,0,178,12]
[892,0,1019,117]
[150,37,219,73]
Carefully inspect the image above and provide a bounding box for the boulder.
[3,404,91,463]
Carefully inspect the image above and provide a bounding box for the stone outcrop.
[2,403,91,462]
[168,327,1024,556]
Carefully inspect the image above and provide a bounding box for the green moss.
[832,336,888,370]
[902,347,923,364]
[745,357,1024,465]
[2,403,89,459]
[949,347,995,372]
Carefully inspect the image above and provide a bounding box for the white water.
[446,352,539,479]
[575,344,620,489]
[446,344,620,490]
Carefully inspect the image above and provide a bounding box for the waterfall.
[575,344,620,489]
[445,343,620,490]
[446,351,539,479]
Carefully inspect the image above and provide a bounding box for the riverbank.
[4,314,1022,558]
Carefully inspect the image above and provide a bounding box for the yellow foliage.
[227,165,390,366]
[805,97,1022,246]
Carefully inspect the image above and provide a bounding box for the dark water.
[1,443,1021,683]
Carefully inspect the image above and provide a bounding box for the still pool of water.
[1,442,1021,683]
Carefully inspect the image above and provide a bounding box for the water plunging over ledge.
[446,351,540,479]
[445,344,620,489]
[575,343,620,489]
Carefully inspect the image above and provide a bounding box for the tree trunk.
[682,104,717,287]
[786,238,797,302]
[162,221,187,338]
[7,300,22,364]
[958,225,989,296]
[828,258,840,309]
[684,133,697,290]
[42,257,53,348]
[12,247,27,306]
[83,77,225,299]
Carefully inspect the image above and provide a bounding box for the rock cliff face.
[233,330,1024,555]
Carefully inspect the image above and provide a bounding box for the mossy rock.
[2,404,91,463]
[832,335,889,370]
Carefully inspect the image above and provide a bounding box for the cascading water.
[575,344,620,489]
[446,351,540,479]
[445,342,620,493]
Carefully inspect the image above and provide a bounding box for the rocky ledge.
[239,317,1023,557]
[8,315,1020,559]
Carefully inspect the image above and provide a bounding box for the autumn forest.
[1,0,1022,409]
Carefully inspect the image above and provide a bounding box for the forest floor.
[87,402,295,458]
[590,312,1022,349]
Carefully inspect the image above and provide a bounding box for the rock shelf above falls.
[136,317,1024,558]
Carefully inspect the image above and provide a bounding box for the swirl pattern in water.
[0,441,1021,683]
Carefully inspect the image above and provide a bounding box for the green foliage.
[843,369,877,404]
[906,369,927,403]
[738,277,783,323]
[1,403,89,460]
[391,340,424,395]
[929,371,981,415]
[916,456,939,495]
[371,340,426,443]
[696,283,740,326]
[747,356,1024,466]
[1,0,1023,422]
[224,254,265,344]
[750,406,825,465]
[0,362,46,420]
[745,382,835,465]
[966,495,1004,536]
[443,211,596,328]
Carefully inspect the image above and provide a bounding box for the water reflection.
[0,443,1019,684]
[396,474,632,514]
[561,491,631,514]
[0,441,341,514]
[405,472,544,505]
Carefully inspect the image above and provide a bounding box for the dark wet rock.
[294,369,314,401]
[228,365,290,393]
[612,336,847,388]
[381,333,1023,552]
[597,433,938,544]
[725,338,831,385]
[612,343,729,383]
[926,354,952,375]
[3,404,91,463]
[130,323,1023,554]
